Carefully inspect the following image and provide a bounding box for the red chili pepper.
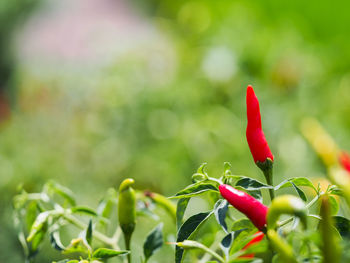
[241,231,264,258]
[246,85,274,163]
[339,151,350,173]
[219,184,268,231]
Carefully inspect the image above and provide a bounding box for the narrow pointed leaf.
[92,248,129,259]
[176,198,189,230]
[176,212,212,263]
[143,223,163,261]
[71,206,97,217]
[170,183,218,199]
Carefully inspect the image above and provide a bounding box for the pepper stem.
[124,231,132,263]
[256,158,275,200]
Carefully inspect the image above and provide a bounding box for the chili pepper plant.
[14,86,350,262]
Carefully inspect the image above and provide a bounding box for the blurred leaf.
[231,219,256,232]
[240,239,268,258]
[71,206,97,217]
[85,219,93,246]
[31,224,46,252]
[54,260,79,263]
[230,219,257,253]
[176,198,189,230]
[170,183,218,199]
[64,238,88,254]
[176,211,212,263]
[143,223,163,261]
[214,199,229,233]
[333,216,350,239]
[27,211,50,242]
[50,231,65,251]
[97,188,117,220]
[308,214,322,220]
[329,186,343,197]
[328,195,339,215]
[45,181,76,206]
[137,206,160,220]
[26,201,39,232]
[92,248,129,259]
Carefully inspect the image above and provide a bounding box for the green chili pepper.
[118,178,136,263]
[267,195,307,230]
[320,195,341,263]
[267,229,297,263]
[266,195,307,263]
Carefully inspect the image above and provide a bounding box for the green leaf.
[214,199,229,233]
[143,223,164,261]
[85,219,93,246]
[275,177,316,200]
[290,182,307,201]
[230,219,257,253]
[97,188,117,219]
[71,206,97,217]
[170,183,218,199]
[197,162,208,176]
[176,211,212,263]
[176,198,189,230]
[329,186,343,197]
[328,195,339,215]
[231,219,256,232]
[220,230,245,259]
[31,224,47,251]
[50,231,65,251]
[92,248,129,259]
[333,216,350,239]
[176,240,224,262]
[45,181,76,206]
[27,211,50,242]
[235,177,273,191]
[275,177,316,193]
[26,201,39,232]
[54,260,79,263]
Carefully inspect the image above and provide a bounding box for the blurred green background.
[1,0,350,262]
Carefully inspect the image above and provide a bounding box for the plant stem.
[198,234,222,263]
[124,233,132,263]
[63,213,120,250]
[264,169,275,201]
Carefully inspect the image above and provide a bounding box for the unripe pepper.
[246,85,274,163]
[118,178,136,262]
[267,229,297,263]
[300,118,338,167]
[267,195,307,230]
[320,195,341,263]
[219,184,267,231]
[339,151,350,173]
[266,195,307,263]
